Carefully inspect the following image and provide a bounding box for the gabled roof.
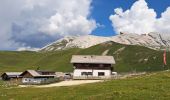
[71,55,115,64]
[1,72,22,76]
[26,70,40,76]
[20,70,56,77]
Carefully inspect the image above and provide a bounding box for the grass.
[0,42,170,99]
[0,48,80,73]
[0,42,169,73]
[1,71,170,99]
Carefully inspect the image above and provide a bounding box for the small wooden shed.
[1,72,22,81]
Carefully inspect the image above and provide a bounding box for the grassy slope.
[0,43,170,99]
[0,42,169,73]
[1,71,170,99]
[0,49,80,73]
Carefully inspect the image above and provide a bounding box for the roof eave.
[71,62,115,64]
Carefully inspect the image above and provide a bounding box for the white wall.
[93,70,111,76]
[73,69,111,77]
[74,69,92,77]
[22,78,47,84]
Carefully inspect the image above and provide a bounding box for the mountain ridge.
[39,32,170,52]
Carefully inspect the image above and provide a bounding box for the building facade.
[20,70,56,84]
[71,55,116,79]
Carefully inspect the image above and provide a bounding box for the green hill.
[0,42,169,73]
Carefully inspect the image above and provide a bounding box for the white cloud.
[0,0,96,50]
[17,46,40,51]
[39,0,96,36]
[156,7,170,34]
[109,0,170,34]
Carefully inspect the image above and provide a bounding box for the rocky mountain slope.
[39,32,170,52]
[40,35,111,51]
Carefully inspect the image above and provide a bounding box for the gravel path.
[19,80,103,88]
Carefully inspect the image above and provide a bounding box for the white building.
[71,55,116,79]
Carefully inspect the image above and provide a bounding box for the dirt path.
[19,80,103,88]
[102,49,109,55]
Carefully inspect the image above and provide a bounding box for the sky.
[0,0,170,51]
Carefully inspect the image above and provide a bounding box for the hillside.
[0,42,169,73]
[1,70,170,99]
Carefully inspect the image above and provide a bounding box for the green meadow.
[0,42,170,99]
[0,71,170,100]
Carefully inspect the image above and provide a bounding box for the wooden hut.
[20,70,56,84]
[1,72,22,81]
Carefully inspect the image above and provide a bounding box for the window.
[81,72,93,76]
[87,72,92,76]
[81,72,87,76]
[98,72,105,76]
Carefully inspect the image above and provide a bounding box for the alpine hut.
[71,55,116,79]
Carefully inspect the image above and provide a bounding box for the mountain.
[0,42,169,73]
[40,35,111,52]
[40,36,77,51]
[112,32,170,50]
[1,32,170,73]
[39,32,170,52]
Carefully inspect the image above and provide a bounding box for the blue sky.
[0,0,170,50]
[91,0,170,36]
